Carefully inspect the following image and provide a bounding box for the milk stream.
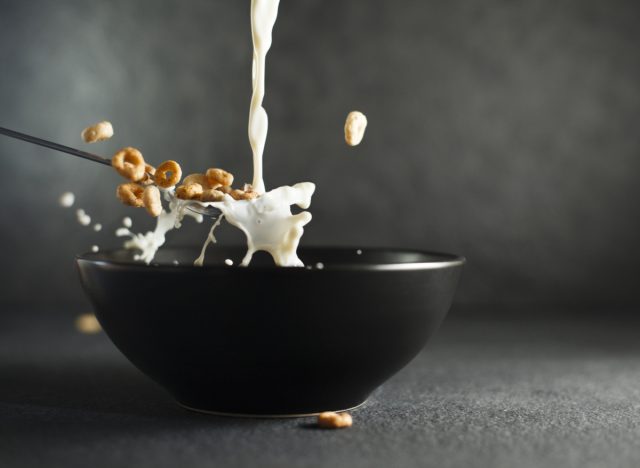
[120,0,315,267]
[248,0,280,195]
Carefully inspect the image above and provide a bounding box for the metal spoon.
[0,125,221,218]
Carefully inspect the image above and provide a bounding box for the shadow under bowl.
[77,246,464,417]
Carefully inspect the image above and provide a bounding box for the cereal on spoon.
[103,134,257,216]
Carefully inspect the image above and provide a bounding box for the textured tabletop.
[2,308,640,468]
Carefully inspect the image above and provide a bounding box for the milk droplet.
[356,249,362,255]
[316,262,324,270]
[122,217,132,228]
[91,245,99,253]
[59,192,75,208]
[93,223,102,232]
[76,209,91,226]
[225,259,234,266]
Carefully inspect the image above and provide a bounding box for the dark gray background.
[1,0,639,308]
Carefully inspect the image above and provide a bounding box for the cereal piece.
[230,189,258,201]
[75,313,102,334]
[199,188,225,202]
[143,185,163,217]
[155,160,182,188]
[139,164,156,185]
[344,111,368,146]
[229,189,246,200]
[81,121,113,143]
[112,147,146,181]
[217,185,233,194]
[183,173,211,188]
[239,185,260,199]
[206,168,234,187]
[176,183,203,200]
[116,183,145,207]
[317,412,352,429]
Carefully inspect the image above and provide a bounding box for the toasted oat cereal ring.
[229,189,245,200]
[175,183,203,200]
[344,111,368,146]
[116,183,145,207]
[81,121,114,143]
[317,412,353,429]
[183,173,211,189]
[206,168,234,187]
[242,190,258,200]
[112,147,146,182]
[140,164,156,185]
[155,160,182,188]
[230,189,259,201]
[199,188,225,202]
[143,185,162,217]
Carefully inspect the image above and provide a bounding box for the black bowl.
[77,247,464,416]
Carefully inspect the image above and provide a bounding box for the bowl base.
[177,399,368,419]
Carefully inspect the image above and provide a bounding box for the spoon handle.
[0,126,112,167]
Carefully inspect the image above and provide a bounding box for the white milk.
[118,191,202,264]
[59,192,75,208]
[203,182,315,266]
[194,214,225,266]
[76,209,91,226]
[248,0,280,194]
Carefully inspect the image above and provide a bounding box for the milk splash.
[122,0,315,267]
[206,182,315,266]
[117,191,203,264]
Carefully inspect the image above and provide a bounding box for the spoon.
[0,126,221,218]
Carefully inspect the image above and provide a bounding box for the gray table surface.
[2,307,640,468]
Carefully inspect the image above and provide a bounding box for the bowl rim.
[76,246,466,272]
